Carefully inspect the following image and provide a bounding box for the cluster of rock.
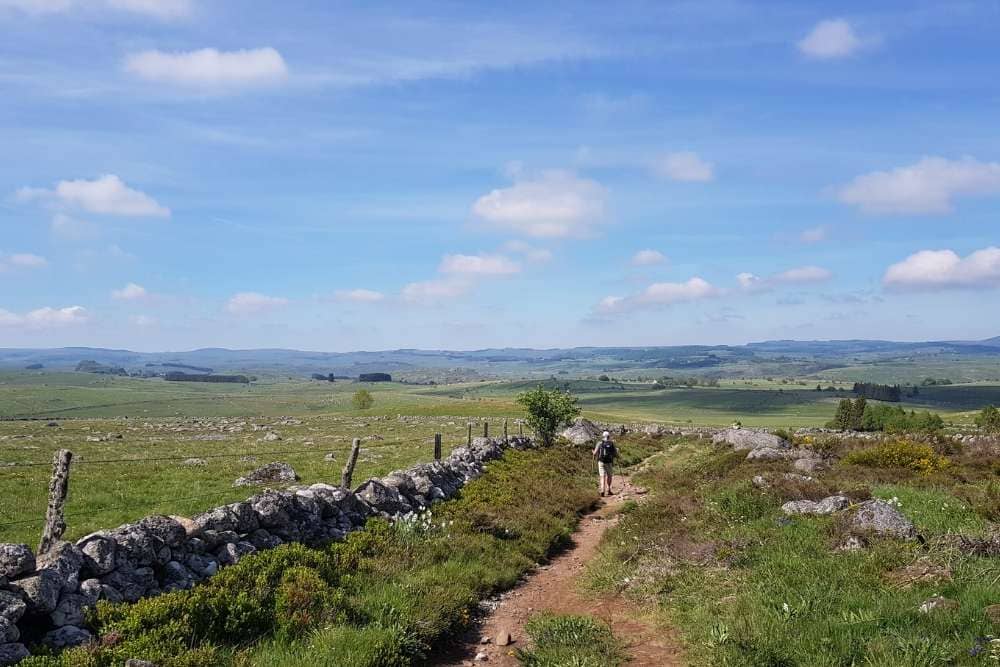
[0,435,533,665]
[713,428,826,472]
[560,418,715,445]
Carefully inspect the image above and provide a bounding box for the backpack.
[597,441,616,463]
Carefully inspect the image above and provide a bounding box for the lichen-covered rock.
[42,624,92,649]
[185,554,219,579]
[249,490,297,529]
[355,479,412,517]
[781,495,850,516]
[50,593,87,627]
[0,618,18,644]
[216,542,256,567]
[193,501,259,534]
[247,529,282,551]
[714,428,790,451]
[162,561,196,592]
[235,462,298,487]
[0,545,34,580]
[793,457,827,474]
[849,500,916,540]
[0,592,25,625]
[560,418,602,445]
[746,447,797,462]
[10,569,62,614]
[0,643,29,667]
[109,516,186,567]
[37,541,84,593]
[100,566,156,603]
[76,533,116,577]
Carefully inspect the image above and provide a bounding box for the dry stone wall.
[0,435,533,664]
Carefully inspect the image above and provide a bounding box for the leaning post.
[467,423,472,445]
[38,449,72,556]
[434,433,442,461]
[503,418,508,443]
[483,421,489,438]
[341,438,361,489]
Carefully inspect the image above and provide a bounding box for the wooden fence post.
[503,418,508,443]
[38,449,72,555]
[341,438,361,489]
[518,420,523,436]
[483,422,489,438]
[434,434,442,460]
[467,423,472,445]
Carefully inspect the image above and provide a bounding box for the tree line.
[831,397,943,433]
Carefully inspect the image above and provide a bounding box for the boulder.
[713,428,790,451]
[781,495,849,516]
[193,502,258,534]
[162,561,196,591]
[235,462,299,487]
[0,545,34,580]
[0,592,26,624]
[0,643,29,667]
[560,418,602,445]
[109,516,187,567]
[355,479,412,517]
[746,447,797,462]
[76,533,117,577]
[37,541,83,592]
[100,566,156,603]
[50,593,87,627]
[249,490,297,529]
[751,475,770,488]
[793,457,827,474]
[848,500,916,540]
[0,619,17,644]
[642,424,665,438]
[10,569,62,614]
[42,625,92,649]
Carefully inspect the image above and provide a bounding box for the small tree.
[975,405,1000,433]
[515,386,580,446]
[352,389,374,410]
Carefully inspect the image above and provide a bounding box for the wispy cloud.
[0,252,47,271]
[0,305,88,329]
[334,288,385,303]
[439,253,520,276]
[125,48,288,89]
[595,277,720,314]
[17,174,170,218]
[797,18,862,59]
[111,282,147,301]
[630,249,666,266]
[738,265,833,292]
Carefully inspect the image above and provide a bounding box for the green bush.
[975,405,1000,433]
[843,440,950,473]
[515,386,580,446]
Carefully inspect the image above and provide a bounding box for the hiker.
[593,430,618,497]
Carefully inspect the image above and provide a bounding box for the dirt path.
[436,472,685,666]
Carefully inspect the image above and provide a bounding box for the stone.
[77,532,117,577]
[216,542,256,567]
[560,418,602,445]
[263,431,281,442]
[886,558,952,587]
[355,479,412,517]
[751,475,770,488]
[474,651,489,662]
[643,424,665,437]
[193,502,258,534]
[324,452,337,462]
[986,604,1000,625]
[42,624,92,649]
[182,458,207,466]
[249,490,297,528]
[51,593,87,627]
[836,536,866,552]
[162,561,196,591]
[495,629,513,646]
[0,592,25,624]
[0,544,34,580]
[109,516,186,566]
[713,428,790,451]
[100,566,156,603]
[10,569,62,614]
[0,643,29,667]
[746,447,797,462]
[37,541,84,592]
[848,500,916,540]
[169,515,201,538]
[78,579,102,605]
[234,462,299,487]
[793,457,827,474]
[918,596,959,614]
[0,619,17,644]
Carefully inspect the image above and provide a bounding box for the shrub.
[843,440,951,473]
[352,389,374,410]
[975,405,1000,433]
[515,386,580,446]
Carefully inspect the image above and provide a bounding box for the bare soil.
[435,473,685,666]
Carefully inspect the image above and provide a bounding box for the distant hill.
[1,337,998,382]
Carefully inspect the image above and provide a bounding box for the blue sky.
[1,0,999,351]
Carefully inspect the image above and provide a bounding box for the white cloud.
[334,288,385,303]
[799,226,828,244]
[651,151,714,182]
[50,213,97,240]
[472,170,607,238]
[774,266,833,284]
[400,278,471,305]
[0,0,190,18]
[798,18,862,59]
[125,47,288,88]
[224,292,289,315]
[18,174,169,218]
[439,253,521,276]
[111,282,147,300]
[0,253,47,271]
[837,156,1000,215]
[0,305,88,329]
[631,249,666,266]
[738,265,833,292]
[883,246,1000,290]
[503,240,552,263]
[597,277,720,314]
